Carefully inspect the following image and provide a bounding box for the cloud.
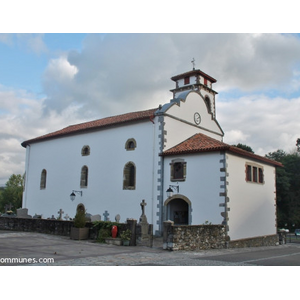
[0,86,86,184]
[0,33,48,55]
[2,33,300,185]
[218,95,300,155]
[41,34,300,118]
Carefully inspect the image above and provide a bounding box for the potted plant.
[120,229,131,246]
[70,210,89,240]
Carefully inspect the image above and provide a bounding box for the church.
[21,67,282,241]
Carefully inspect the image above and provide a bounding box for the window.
[184,76,190,85]
[246,164,264,184]
[81,145,90,156]
[170,159,186,181]
[40,169,47,189]
[125,138,137,151]
[204,78,208,86]
[80,166,88,188]
[204,96,212,114]
[123,162,136,190]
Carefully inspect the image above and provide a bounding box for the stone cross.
[57,209,64,220]
[5,203,13,212]
[140,199,147,216]
[191,57,196,70]
[103,210,109,221]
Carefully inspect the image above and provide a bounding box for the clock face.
[194,112,201,125]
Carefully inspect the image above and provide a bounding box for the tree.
[296,138,300,152]
[0,174,24,213]
[232,143,254,153]
[266,150,300,229]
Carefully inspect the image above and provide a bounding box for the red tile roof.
[21,108,157,147]
[161,133,283,167]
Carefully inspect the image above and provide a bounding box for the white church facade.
[21,68,282,240]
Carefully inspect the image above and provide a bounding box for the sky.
[1,0,300,186]
[1,32,300,185]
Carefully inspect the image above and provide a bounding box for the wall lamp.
[70,190,83,201]
[166,185,179,198]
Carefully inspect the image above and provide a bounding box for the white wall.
[226,153,277,240]
[23,121,159,224]
[163,152,224,225]
[164,92,223,150]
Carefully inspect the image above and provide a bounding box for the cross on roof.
[191,58,196,70]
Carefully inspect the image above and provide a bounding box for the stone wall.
[163,221,226,251]
[0,217,145,246]
[0,216,98,238]
[163,221,279,251]
[228,234,279,248]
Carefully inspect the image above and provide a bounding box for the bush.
[92,220,122,243]
[74,210,86,228]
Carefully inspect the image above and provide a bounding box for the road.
[1,230,300,266]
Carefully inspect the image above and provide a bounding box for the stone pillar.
[163,220,174,250]
[126,219,137,246]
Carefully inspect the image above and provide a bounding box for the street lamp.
[70,190,82,201]
[166,185,179,198]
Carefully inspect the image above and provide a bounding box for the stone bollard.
[163,220,174,250]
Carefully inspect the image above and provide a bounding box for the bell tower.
[170,61,218,118]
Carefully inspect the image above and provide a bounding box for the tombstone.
[139,199,148,224]
[138,199,149,233]
[85,213,92,222]
[103,210,110,221]
[33,214,42,219]
[57,209,64,220]
[50,215,56,220]
[5,203,13,211]
[115,214,120,223]
[136,200,152,247]
[90,214,101,222]
[16,208,32,219]
[64,214,70,220]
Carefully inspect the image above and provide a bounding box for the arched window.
[123,162,136,190]
[125,138,137,151]
[40,169,47,189]
[204,96,212,114]
[81,145,90,156]
[80,166,88,188]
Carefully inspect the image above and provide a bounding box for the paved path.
[1,230,300,266]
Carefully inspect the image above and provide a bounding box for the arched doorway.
[164,196,191,225]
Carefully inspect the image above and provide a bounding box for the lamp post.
[70,190,82,201]
[166,185,179,198]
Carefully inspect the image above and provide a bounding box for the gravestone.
[33,214,42,219]
[115,214,120,223]
[137,199,152,247]
[103,210,110,221]
[85,213,92,222]
[91,214,101,222]
[64,214,70,220]
[57,209,64,220]
[139,199,148,224]
[16,208,32,219]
